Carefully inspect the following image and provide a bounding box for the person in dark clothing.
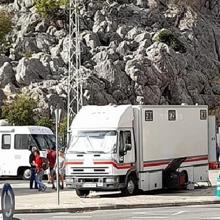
[29,146,38,189]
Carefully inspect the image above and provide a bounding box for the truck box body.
[208,116,218,169]
[66,105,209,196]
[133,106,208,171]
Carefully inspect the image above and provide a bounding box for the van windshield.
[14,134,56,150]
[68,131,117,154]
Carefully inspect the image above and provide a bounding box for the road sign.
[1,183,15,220]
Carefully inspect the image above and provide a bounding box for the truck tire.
[75,189,90,198]
[121,175,137,196]
[22,168,31,180]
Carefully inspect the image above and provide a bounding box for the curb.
[12,200,220,214]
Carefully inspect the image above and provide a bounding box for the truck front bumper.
[66,175,125,191]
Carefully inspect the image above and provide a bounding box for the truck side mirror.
[125,144,132,152]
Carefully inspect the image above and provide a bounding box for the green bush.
[59,0,69,7]
[35,0,60,18]
[0,10,12,43]
[36,117,53,129]
[2,95,37,126]
[35,0,69,18]
[0,10,13,54]
[154,29,186,53]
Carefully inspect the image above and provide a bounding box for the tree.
[2,95,37,125]
[36,117,53,129]
[58,117,67,145]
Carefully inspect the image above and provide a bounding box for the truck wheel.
[121,175,137,196]
[22,168,31,180]
[75,189,90,198]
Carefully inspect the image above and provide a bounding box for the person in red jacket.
[34,150,47,192]
[47,146,56,189]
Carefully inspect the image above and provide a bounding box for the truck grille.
[71,167,108,175]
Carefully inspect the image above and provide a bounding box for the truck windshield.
[68,131,117,154]
[14,134,56,150]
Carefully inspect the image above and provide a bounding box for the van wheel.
[75,189,90,198]
[121,175,137,196]
[22,168,31,180]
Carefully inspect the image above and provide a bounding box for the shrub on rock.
[153,29,186,53]
[0,10,13,54]
[2,95,37,125]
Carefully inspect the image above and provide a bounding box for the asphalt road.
[13,205,220,220]
[0,179,73,196]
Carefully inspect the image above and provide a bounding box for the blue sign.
[1,183,15,220]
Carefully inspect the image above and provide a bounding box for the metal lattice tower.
[67,0,83,142]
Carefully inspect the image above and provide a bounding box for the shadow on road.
[91,186,214,198]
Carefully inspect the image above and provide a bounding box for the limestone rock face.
[0,0,220,117]
[0,62,15,87]
[15,57,51,85]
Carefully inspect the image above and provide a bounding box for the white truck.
[65,105,209,197]
[208,116,218,169]
[0,126,55,179]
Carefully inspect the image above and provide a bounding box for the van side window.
[2,134,11,149]
[15,135,30,150]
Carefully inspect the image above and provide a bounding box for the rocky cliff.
[0,0,220,118]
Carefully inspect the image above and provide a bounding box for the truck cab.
[65,105,136,197]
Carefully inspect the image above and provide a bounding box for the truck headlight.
[65,178,72,183]
[105,177,118,183]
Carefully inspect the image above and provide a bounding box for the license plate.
[83,183,96,188]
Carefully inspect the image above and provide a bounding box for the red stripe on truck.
[94,161,134,170]
[143,155,208,168]
[144,160,170,167]
[65,161,83,165]
[65,155,208,169]
[184,156,208,163]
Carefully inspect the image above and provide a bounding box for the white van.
[0,126,55,179]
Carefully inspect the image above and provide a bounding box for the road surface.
[14,204,220,220]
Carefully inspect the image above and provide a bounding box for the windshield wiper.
[87,150,105,153]
[68,150,86,154]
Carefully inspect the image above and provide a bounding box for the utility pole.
[67,0,83,144]
[55,108,61,206]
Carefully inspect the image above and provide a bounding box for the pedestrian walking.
[47,146,56,189]
[29,146,38,189]
[34,150,47,192]
[55,148,65,189]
